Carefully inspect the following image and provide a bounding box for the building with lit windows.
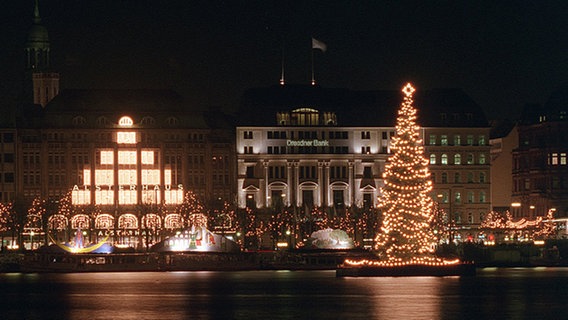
[10,89,235,248]
[512,89,568,219]
[0,2,236,249]
[236,85,491,236]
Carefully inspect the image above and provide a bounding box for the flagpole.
[311,39,315,86]
[280,37,285,86]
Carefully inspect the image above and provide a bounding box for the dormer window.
[118,116,134,127]
[72,116,86,126]
[96,116,110,127]
[166,117,178,126]
[140,116,156,126]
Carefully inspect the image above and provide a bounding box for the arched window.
[164,214,183,229]
[430,154,436,164]
[141,116,156,126]
[166,117,178,126]
[441,154,448,165]
[467,153,474,164]
[454,154,461,165]
[479,191,486,203]
[467,191,474,203]
[96,116,110,127]
[95,214,115,229]
[72,116,86,126]
[441,172,448,183]
[479,154,486,164]
[118,116,133,127]
[118,214,138,229]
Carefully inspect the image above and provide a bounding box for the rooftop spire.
[33,0,41,24]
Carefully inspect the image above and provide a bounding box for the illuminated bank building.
[236,85,491,239]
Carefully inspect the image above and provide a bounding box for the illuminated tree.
[267,209,295,248]
[0,202,14,249]
[336,208,356,237]
[356,208,381,244]
[534,209,557,239]
[243,207,264,249]
[374,83,440,264]
[481,210,512,229]
[176,191,207,228]
[212,201,238,233]
[24,197,46,248]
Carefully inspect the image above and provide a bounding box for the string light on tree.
[347,83,457,267]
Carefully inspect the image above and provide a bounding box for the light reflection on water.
[1,268,568,320]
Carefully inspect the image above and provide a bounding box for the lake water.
[1,268,567,320]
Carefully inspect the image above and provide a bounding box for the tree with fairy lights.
[0,202,14,249]
[24,197,47,249]
[374,83,441,264]
[176,191,207,228]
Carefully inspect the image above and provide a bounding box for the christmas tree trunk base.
[336,261,476,277]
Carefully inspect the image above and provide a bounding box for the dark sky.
[2,0,568,119]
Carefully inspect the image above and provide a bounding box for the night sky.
[2,0,568,120]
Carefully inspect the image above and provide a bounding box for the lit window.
[551,153,558,165]
[454,154,461,165]
[561,153,567,165]
[454,135,461,146]
[142,189,160,204]
[118,116,134,127]
[119,169,137,185]
[83,169,91,185]
[142,169,160,185]
[165,189,184,204]
[478,135,485,146]
[119,189,137,205]
[100,151,114,165]
[164,169,172,185]
[441,154,448,165]
[430,154,436,164]
[95,170,114,185]
[95,188,114,205]
[118,151,137,165]
[141,151,154,165]
[479,154,486,164]
[429,135,436,145]
[441,135,448,146]
[72,188,91,205]
[455,192,461,204]
[117,132,137,144]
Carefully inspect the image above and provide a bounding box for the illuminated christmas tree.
[374,83,440,264]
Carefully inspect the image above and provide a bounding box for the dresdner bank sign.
[286,139,329,147]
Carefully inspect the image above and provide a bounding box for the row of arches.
[47,213,185,231]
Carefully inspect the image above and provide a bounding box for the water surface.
[1,268,567,319]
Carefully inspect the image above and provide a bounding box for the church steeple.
[25,0,59,107]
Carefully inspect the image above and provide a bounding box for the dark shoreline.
[1,250,567,274]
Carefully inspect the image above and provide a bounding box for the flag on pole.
[312,38,327,52]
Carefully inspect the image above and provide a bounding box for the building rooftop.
[41,89,210,128]
[237,84,489,128]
